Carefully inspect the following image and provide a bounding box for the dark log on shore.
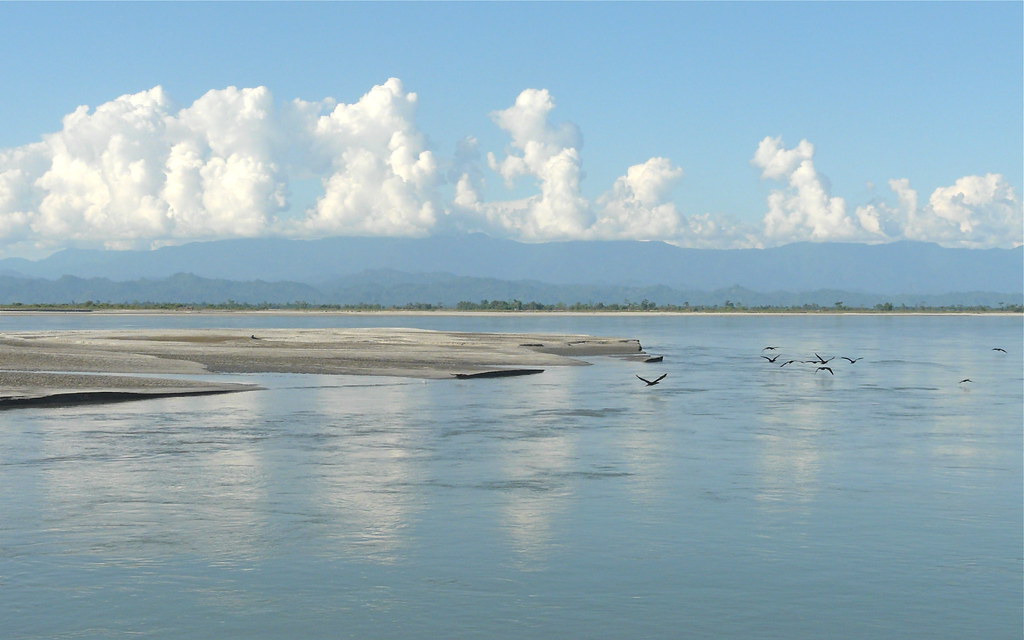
[452,369,545,379]
[0,387,253,410]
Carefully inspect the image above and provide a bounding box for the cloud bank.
[0,79,1020,256]
[751,136,1023,249]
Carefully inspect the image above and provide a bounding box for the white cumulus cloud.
[0,79,444,253]
[296,78,441,237]
[752,136,1022,248]
[753,136,882,244]
[32,87,177,248]
[590,157,684,240]
[883,174,1022,248]
[463,89,738,246]
[167,85,287,239]
[0,81,1019,257]
[0,85,289,251]
[480,89,591,239]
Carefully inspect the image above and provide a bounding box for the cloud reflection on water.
[489,372,579,566]
[38,397,272,562]
[298,376,434,565]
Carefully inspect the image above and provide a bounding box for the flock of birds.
[635,346,1009,387]
[758,346,861,376]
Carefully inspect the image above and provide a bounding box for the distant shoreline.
[1,308,1020,317]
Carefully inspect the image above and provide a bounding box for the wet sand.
[0,328,642,409]
[0,371,257,409]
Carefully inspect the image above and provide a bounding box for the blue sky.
[0,1,1020,258]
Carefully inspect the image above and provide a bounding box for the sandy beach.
[0,327,643,409]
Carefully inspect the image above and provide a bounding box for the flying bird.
[992,348,1007,353]
[761,354,781,363]
[959,378,973,384]
[762,346,778,351]
[780,360,797,367]
[813,353,834,364]
[841,357,862,363]
[636,374,667,386]
[816,367,834,375]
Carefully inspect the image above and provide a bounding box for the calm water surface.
[1,314,1021,639]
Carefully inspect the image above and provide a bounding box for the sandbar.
[0,328,643,409]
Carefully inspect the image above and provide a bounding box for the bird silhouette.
[816,366,834,375]
[761,354,781,363]
[812,353,834,364]
[762,346,778,351]
[841,356,862,363]
[636,374,667,386]
[992,348,1007,353]
[780,360,797,367]
[959,378,973,384]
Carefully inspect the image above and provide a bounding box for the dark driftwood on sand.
[0,388,249,410]
[453,369,545,379]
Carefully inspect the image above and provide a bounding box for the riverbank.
[2,308,1020,317]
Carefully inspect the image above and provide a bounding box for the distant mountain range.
[0,235,1020,306]
[0,271,1017,308]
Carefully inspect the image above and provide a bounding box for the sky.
[0,1,1020,259]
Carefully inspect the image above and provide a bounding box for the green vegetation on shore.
[1,299,1021,314]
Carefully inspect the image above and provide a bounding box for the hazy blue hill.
[0,270,1019,308]
[0,235,1020,296]
[0,273,323,305]
[747,242,1022,293]
[0,256,34,277]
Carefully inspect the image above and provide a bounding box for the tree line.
[2,299,1021,313]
